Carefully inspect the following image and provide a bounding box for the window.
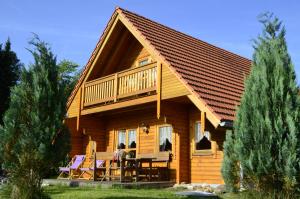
[117,129,137,150]
[138,58,149,66]
[117,130,126,149]
[128,129,137,149]
[194,122,211,150]
[159,126,172,152]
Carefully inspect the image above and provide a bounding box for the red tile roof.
[67,7,252,123]
[118,8,251,121]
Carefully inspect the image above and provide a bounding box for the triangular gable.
[67,7,223,128]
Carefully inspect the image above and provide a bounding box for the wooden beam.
[137,126,140,154]
[84,15,121,82]
[76,87,82,131]
[176,131,181,183]
[156,62,162,119]
[201,111,206,133]
[81,84,85,110]
[81,95,157,115]
[188,94,220,128]
[100,29,130,76]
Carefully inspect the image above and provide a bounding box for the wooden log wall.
[65,102,226,184]
[189,107,225,184]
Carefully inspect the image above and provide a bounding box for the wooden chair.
[78,157,105,180]
[135,153,155,181]
[95,152,118,181]
[152,152,171,181]
[136,152,171,181]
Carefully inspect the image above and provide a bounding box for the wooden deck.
[43,179,175,189]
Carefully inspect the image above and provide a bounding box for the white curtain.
[159,126,172,145]
[195,122,211,143]
[128,130,136,148]
[118,130,126,148]
[194,122,201,142]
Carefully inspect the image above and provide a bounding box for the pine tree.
[0,37,70,199]
[57,59,80,97]
[0,39,21,124]
[221,130,240,192]
[234,13,300,193]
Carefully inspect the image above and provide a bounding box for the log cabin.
[65,7,252,185]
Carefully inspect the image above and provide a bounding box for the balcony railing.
[83,62,157,107]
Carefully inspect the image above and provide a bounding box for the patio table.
[125,157,156,182]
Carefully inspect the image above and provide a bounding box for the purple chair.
[58,155,85,179]
[79,160,105,180]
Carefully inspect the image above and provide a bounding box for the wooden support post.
[76,87,82,132]
[201,111,206,133]
[81,83,85,110]
[176,131,181,184]
[114,73,118,102]
[156,62,162,119]
[212,141,218,158]
[137,126,140,155]
[93,153,96,181]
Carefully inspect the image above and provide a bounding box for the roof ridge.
[117,7,252,63]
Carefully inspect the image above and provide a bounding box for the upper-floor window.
[159,125,172,152]
[194,121,211,150]
[138,58,149,67]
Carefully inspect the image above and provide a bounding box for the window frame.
[127,129,137,149]
[116,128,137,151]
[135,56,152,67]
[157,124,173,153]
[192,121,212,155]
[138,58,149,67]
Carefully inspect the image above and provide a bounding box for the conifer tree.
[233,13,300,193]
[221,130,240,192]
[0,37,70,199]
[57,59,80,97]
[0,39,21,124]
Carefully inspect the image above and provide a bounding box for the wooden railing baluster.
[83,62,157,107]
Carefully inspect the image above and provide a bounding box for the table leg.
[120,159,125,182]
[135,159,139,182]
[149,159,152,182]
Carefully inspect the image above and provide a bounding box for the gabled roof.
[67,7,252,123]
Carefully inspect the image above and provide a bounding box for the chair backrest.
[137,152,170,161]
[136,153,154,159]
[70,155,85,169]
[85,139,97,158]
[95,152,114,161]
[96,160,105,168]
[156,152,170,162]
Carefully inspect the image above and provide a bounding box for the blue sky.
[1,0,299,84]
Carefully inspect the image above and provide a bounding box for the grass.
[43,186,190,199]
[2,184,298,199]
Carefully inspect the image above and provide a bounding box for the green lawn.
[44,186,189,199]
[0,185,234,199]
[2,185,296,199]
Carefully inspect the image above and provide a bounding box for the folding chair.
[79,159,105,180]
[58,155,85,179]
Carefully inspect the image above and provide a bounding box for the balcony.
[83,62,157,108]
